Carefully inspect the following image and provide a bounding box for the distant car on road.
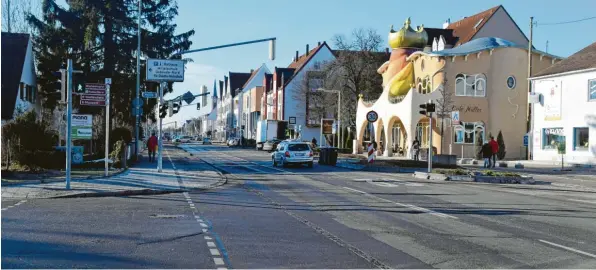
[202,137,212,145]
[262,139,281,152]
[272,141,313,168]
[227,137,239,147]
[174,136,192,143]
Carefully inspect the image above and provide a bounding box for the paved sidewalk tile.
[1,146,224,200]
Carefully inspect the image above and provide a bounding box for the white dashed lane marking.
[2,200,27,211]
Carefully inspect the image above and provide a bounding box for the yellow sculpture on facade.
[379,18,428,96]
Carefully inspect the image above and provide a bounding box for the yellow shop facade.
[354,18,562,160]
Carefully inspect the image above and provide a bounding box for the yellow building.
[354,19,562,160]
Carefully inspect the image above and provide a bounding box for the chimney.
[306,44,309,55]
[250,69,254,73]
[295,50,299,62]
[318,41,321,46]
[443,18,450,29]
[385,48,389,55]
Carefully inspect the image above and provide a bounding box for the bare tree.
[1,0,39,33]
[324,28,385,131]
[434,76,454,154]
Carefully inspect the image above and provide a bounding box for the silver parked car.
[262,140,280,152]
[272,141,313,168]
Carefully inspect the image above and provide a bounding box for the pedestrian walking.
[311,137,317,148]
[488,136,499,168]
[412,137,420,161]
[147,132,158,162]
[480,141,492,168]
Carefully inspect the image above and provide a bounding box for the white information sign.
[541,80,562,121]
[146,59,185,82]
[72,114,93,127]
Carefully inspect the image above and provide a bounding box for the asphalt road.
[2,143,596,268]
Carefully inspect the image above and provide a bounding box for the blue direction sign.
[182,91,195,105]
[523,134,529,146]
[142,91,158,98]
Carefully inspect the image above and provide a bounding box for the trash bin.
[318,147,327,165]
[328,147,338,166]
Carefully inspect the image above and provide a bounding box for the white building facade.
[530,69,596,164]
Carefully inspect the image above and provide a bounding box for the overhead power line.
[537,16,596,26]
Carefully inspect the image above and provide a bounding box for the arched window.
[454,73,486,97]
[453,121,485,144]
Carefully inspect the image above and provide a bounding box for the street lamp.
[316,88,341,148]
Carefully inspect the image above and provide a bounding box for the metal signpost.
[366,110,378,164]
[64,59,84,190]
[157,83,165,172]
[104,78,111,176]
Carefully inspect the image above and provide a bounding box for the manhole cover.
[149,214,186,219]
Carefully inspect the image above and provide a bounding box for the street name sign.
[142,91,158,98]
[80,83,106,106]
[146,59,185,82]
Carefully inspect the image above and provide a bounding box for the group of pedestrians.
[480,136,499,168]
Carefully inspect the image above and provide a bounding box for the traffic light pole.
[428,113,433,173]
[157,82,164,172]
[65,60,73,189]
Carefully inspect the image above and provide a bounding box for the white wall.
[283,45,336,141]
[531,70,596,164]
[473,7,529,47]
[13,38,37,118]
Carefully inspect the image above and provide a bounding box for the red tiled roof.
[284,42,332,87]
[533,41,596,77]
[447,5,500,46]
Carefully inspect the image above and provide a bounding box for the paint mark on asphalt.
[1,200,27,211]
[567,199,596,205]
[539,239,596,259]
[342,186,458,219]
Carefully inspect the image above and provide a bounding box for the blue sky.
[56,0,596,124]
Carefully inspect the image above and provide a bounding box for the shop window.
[542,128,565,150]
[416,122,430,147]
[589,79,596,101]
[453,122,484,144]
[574,127,589,151]
[455,73,486,97]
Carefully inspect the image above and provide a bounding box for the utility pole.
[134,0,141,159]
[527,16,534,160]
[104,79,111,176]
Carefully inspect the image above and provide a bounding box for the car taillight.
[285,151,290,157]
[309,151,313,157]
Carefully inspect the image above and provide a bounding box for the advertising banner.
[71,114,92,140]
[541,80,562,121]
[322,119,334,135]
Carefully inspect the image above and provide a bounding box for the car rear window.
[288,144,310,151]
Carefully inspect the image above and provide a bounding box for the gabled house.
[1,32,39,124]
[236,64,271,139]
[261,42,336,141]
[444,5,530,48]
[529,41,596,164]
[220,71,251,139]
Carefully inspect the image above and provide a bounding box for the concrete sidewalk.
[1,145,225,201]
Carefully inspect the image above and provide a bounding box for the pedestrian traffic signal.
[159,103,168,118]
[72,73,86,94]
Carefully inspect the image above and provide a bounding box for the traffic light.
[72,73,86,94]
[172,101,181,114]
[419,101,435,116]
[196,102,201,110]
[269,39,276,61]
[52,70,66,102]
[159,103,168,118]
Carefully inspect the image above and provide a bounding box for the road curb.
[336,162,423,173]
[1,168,128,187]
[50,188,185,199]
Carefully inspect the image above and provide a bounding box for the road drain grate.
[149,214,186,219]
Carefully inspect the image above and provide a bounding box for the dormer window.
[473,18,484,29]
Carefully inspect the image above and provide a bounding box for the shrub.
[110,127,132,147]
[497,130,506,160]
[109,140,127,168]
[2,111,58,168]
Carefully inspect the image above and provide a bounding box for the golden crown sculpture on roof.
[388,18,428,49]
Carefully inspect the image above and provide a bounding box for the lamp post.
[316,88,341,148]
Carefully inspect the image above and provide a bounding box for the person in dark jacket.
[480,141,492,168]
